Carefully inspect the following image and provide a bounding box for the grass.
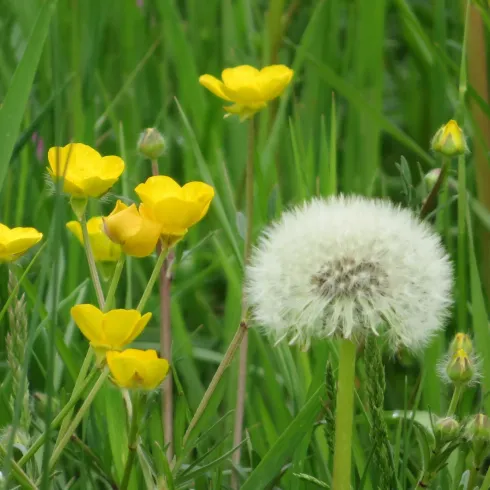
[1,0,490,489]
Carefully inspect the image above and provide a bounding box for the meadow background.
[1,0,490,489]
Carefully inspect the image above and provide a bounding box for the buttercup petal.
[135,176,182,206]
[66,221,84,245]
[48,143,100,177]
[77,176,120,198]
[99,156,125,180]
[71,304,105,345]
[106,351,141,388]
[141,358,170,389]
[258,65,294,101]
[2,228,43,256]
[199,75,231,101]
[221,65,263,104]
[123,312,152,345]
[103,310,142,348]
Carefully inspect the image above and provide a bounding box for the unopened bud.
[434,417,460,443]
[465,414,490,442]
[446,349,474,384]
[430,120,468,157]
[423,169,441,193]
[449,333,473,356]
[138,128,166,159]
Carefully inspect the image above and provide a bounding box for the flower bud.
[465,414,490,442]
[434,417,460,443]
[446,349,474,384]
[137,128,166,159]
[430,120,468,157]
[423,169,441,193]
[449,333,473,356]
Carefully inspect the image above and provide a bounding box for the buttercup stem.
[182,320,248,448]
[105,255,125,311]
[332,338,357,490]
[120,392,143,490]
[136,246,169,312]
[48,368,109,472]
[447,384,464,417]
[457,154,467,333]
[151,158,175,461]
[19,367,98,467]
[232,117,255,486]
[81,213,105,309]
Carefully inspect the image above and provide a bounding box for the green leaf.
[0,0,57,193]
[241,385,325,490]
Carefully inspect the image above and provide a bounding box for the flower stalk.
[332,338,357,490]
[81,213,105,309]
[105,255,125,311]
[137,246,169,313]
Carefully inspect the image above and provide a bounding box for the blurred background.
[1,0,490,488]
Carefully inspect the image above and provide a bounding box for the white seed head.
[246,196,453,350]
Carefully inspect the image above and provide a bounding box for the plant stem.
[232,116,255,486]
[447,384,464,417]
[332,338,357,490]
[105,255,125,311]
[136,246,169,312]
[81,213,105,309]
[457,154,467,333]
[48,369,109,472]
[120,392,143,490]
[0,443,38,490]
[151,158,174,461]
[182,320,249,448]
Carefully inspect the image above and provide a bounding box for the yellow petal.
[141,358,170,390]
[86,217,121,262]
[76,175,121,198]
[102,309,143,348]
[0,226,43,262]
[71,304,104,345]
[135,176,182,207]
[106,351,142,388]
[221,65,263,104]
[258,65,294,101]
[182,181,215,221]
[47,143,100,178]
[223,102,266,120]
[123,311,152,345]
[199,74,232,101]
[152,197,202,235]
[66,221,84,245]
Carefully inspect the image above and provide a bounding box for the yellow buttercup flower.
[71,304,151,352]
[431,120,468,157]
[199,64,294,120]
[103,200,161,258]
[48,143,125,198]
[0,224,43,262]
[135,176,214,247]
[106,349,170,390]
[67,217,121,263]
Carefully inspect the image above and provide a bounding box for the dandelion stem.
[152,158,175,461]
[182,320,248,448]
[136,246,169,313]
[105,255,125,311]
[447,384,464,417]
[232,116,255,487]
[48,368,109,473]
[81,213,105,309]
[120,392,143,490]
[332,338,357,490]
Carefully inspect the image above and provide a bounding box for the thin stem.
[467,465,478,490]
[457,154,467,333]
[151,158,174,461]
[105,255,125,311]
[182,320,248,448]
[81,213,105,309]
[0,443,38,490]
[120,392,142,490]
[48,369,109,472]
[232,117,255,485]
[332,338,357,490]
[137,246,169,312]
[447,384,464,417]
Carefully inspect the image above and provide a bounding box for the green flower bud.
[449,333,473,356]
[430,120,468,157]
[423,168,441,193]
[446,349,474,384]
[137,128,166,159]
[465,414,490,443]
[434,417,460,443]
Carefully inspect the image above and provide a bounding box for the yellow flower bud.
[430,120,468,157]
[137,128,166,160]
[48,143,124,198]
[449,333,473,356]
[199,64,294,121]
[446,349,474,384]
[0,223,43,262]
[106,349,169,390]
[70,304,151,355]
[434,417,460,443]
[103,200,161,258]
[67,217,121,263]
[135,176,214,248]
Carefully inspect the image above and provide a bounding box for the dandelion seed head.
[246,196,453,351]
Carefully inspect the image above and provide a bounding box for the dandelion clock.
[246,195,453,490]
